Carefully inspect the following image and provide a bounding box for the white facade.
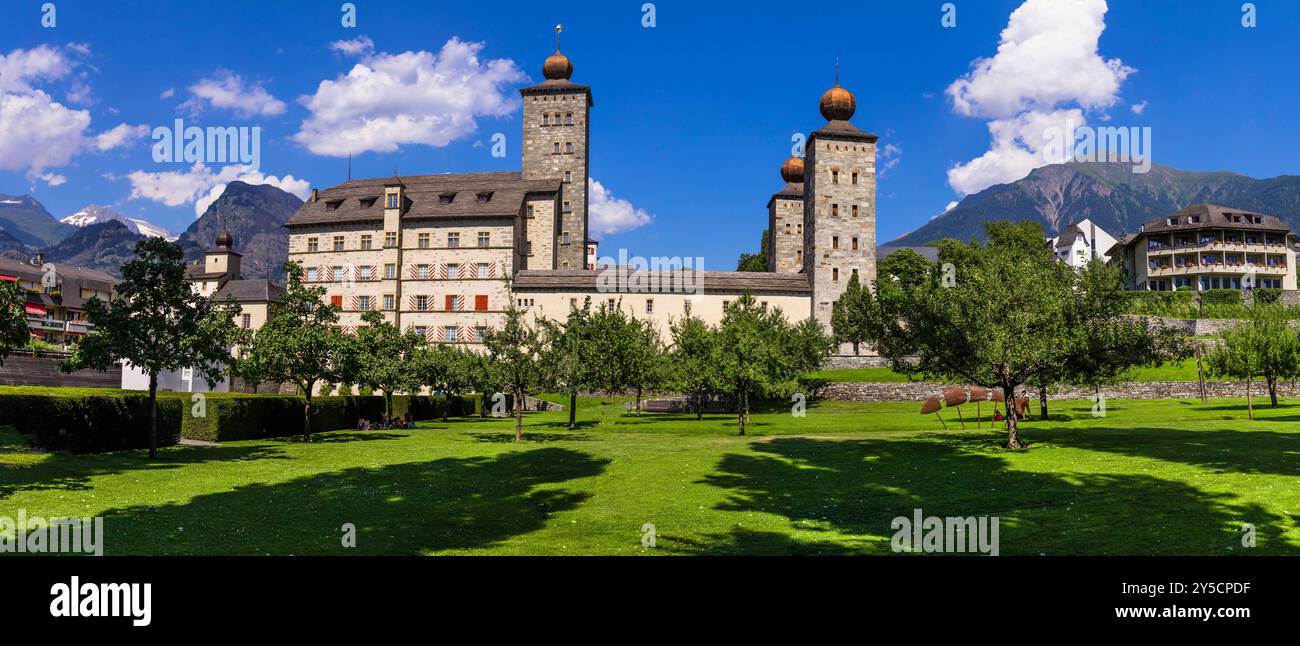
[1050,219,1117,268]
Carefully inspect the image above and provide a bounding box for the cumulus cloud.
[183,71,286,117]
[93,122,149,151]
[0,44,147,176]
[294,37,525,157]
[160,87,175,99]
[945,0,1134,195]
[36,172,67,187]
[588,178,652,237]
[127,162,311,217]
[879,143,902,177]
[330,36,374,57]
[1130,100,1147,115]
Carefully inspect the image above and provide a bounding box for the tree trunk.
[480,392,490,418]
[852,341,860,356]
[635,385,642,416]
[1195,344,1207,403]
[1245,377,1253,420]
[568,391,577,429]
[385,391,393,421]
[303,382,314,441]
[1038,386,1048,419]
[443,390,451,422]
[148,373,158,460]
[514,388,524,443]
[1267,374,1278,407]
[1003,386,1023,449]
[696,392,703,421]
[737,389,748,436]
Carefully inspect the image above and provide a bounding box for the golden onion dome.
[820,83,856,121]
[215,229,234,249]
[543,51,572,80]
[780,156,805,184]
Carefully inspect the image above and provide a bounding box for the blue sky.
[1,0,1297,265]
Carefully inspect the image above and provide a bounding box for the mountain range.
[887,162,1300,246]
[60,204,176,241]
[0,182,303,280]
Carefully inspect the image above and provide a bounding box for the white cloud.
[160,87,175,99]
[0,45,148,177]
[879,143,902,176]
[1130,100,1147,115]
[37,172,66,187]
[184,71,286,117]
[945,0,1134,195]
[294,37,525,157]
[127,162,311,217]
[94,123,149,151]
[588,178,652,237]
[330,36,374,57]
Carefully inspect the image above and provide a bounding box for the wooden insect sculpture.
[919,386,1030,430]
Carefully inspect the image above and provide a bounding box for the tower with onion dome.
[520,24,593,271]
[767,156,806,273]
[803,67,878,344]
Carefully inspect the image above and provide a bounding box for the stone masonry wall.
[821,380,1288,403]
[522,91,588,270]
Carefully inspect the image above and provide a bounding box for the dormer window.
[476,191,493,203]
[1189,216,1200,224]
[439,192,456,205]
[326,200,343,211]
[385,194,398,209]
[360,197,378,209]
[1167,218,1178,225]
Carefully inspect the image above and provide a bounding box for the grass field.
[2,395,1297,555]
[810,362,1205,383]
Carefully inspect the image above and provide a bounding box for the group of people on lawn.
[357,414,413,431]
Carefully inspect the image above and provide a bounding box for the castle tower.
[767,156,805,273]
[803,72,877,345]
[520,25,593,271]
[204,228,242,281]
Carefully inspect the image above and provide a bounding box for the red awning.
[0,275,16,281]
[24,304,46,316]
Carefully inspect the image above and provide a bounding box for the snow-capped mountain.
[60,204,177,241]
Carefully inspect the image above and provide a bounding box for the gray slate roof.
[811,120,879,143]
[0,256,117,293]
[512,269,811,295]
[1131,204,1292,237]
[286,171,561,228]
[212,279,284,303]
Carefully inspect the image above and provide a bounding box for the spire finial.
[835,57,840,86]
[347,152,352,181]
[555,23,563,52]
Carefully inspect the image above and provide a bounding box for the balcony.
[1147,263,1290,277]
[27,318,66,331]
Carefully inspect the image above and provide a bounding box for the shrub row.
[178,394,477,442]
[0,393,182,454]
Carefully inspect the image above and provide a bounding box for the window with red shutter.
[475,295,488,311]
[444,295,454,311]
[330,295,343,308]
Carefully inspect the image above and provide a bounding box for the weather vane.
[556,23,563,51]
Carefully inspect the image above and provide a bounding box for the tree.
[230,327,273,393]
[667,315,720,420]
[459,346,501,419]
[877,248,933,290]
[874,221,1186,448]
[715,292,829,435]
[253,261,349,440]
[540,298,596,429]
[624,316,664,415]
[1206,303,1300,411]
[62,238,240,459]
[0,279,29,365]
[417,344,478,422]
[483,305,548,442]
[736,229,770,272]
[830,271,876,355]
[349,310,424,421]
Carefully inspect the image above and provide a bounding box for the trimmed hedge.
[0,393,182,454]
[179,394,477,442]
[1253,288,1282,305]
[1200,289,1242,306]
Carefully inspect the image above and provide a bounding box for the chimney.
[31,252,44,267]
[310,188,319,203]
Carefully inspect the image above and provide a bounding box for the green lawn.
[2,396,1297,555]
[811,362,1204,383]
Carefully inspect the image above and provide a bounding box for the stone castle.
[283,30,878,351]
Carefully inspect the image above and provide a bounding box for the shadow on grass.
[466,432,593,443]
[100,447,609,555]
[0,444,288,499]
[693,436,1298,555]
[1021,425,1300,477]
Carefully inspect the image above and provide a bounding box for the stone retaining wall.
[821,380,1285,403]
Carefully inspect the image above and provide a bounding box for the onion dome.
[820,83,856,121]
[215,229,234,250]
[543,24,572,80]
[780,156,805,183]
